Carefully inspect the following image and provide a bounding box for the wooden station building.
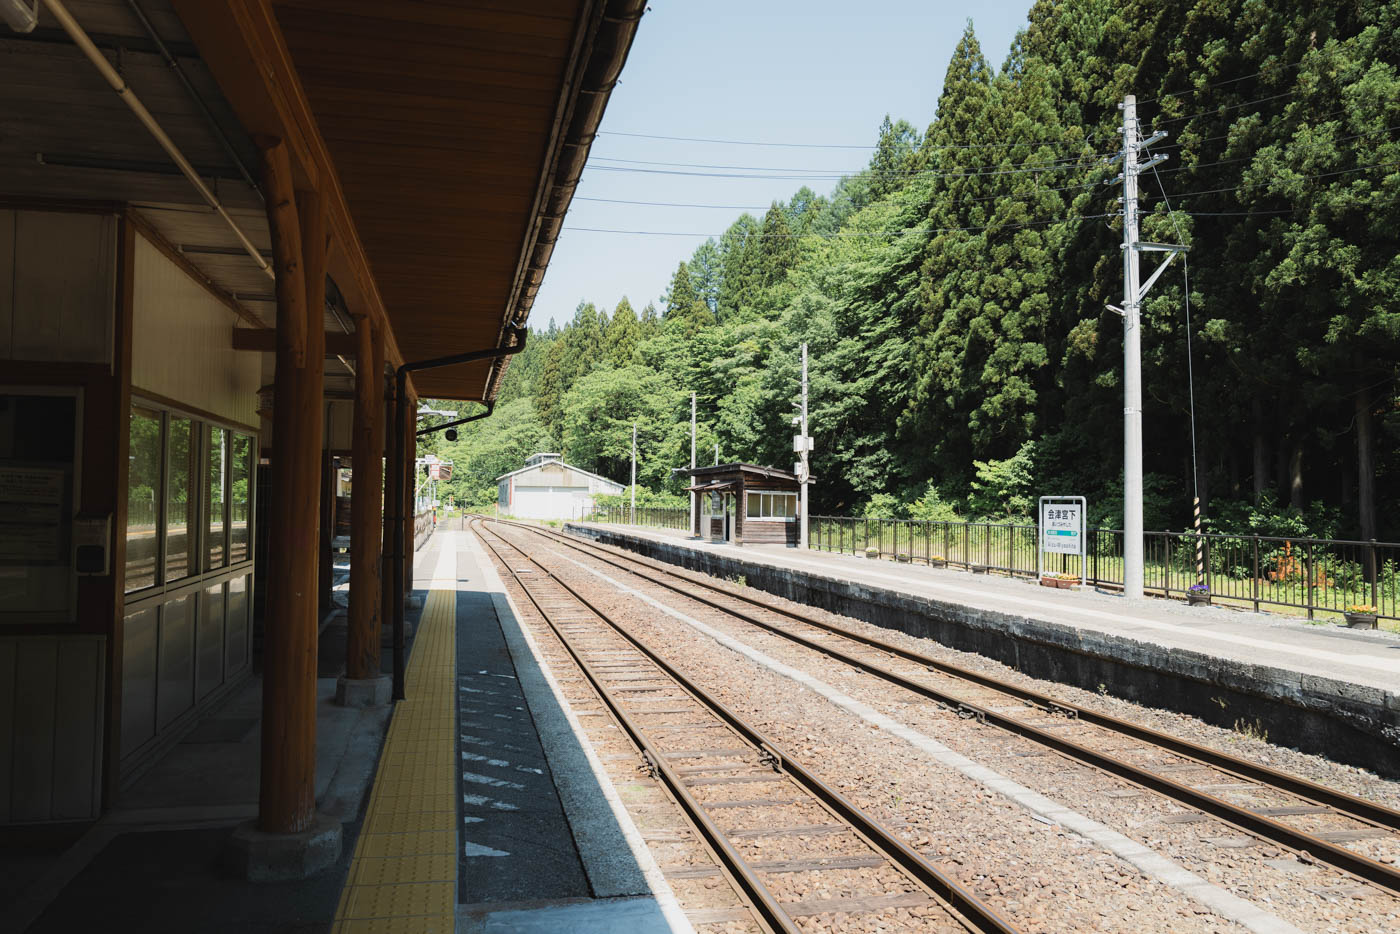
[688,463,802,547]
[0,0,643,872]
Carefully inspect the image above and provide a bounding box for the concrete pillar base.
[335,674,392,707]
[381,621,414,647]
[225,812,342,882]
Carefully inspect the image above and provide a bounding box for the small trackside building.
[497,453,624,521]
[687,463,801,546]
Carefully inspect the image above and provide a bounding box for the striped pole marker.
[1194,496,1205,585]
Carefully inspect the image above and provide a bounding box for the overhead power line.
[598,128,1114,151]
[1139,58,1309,105]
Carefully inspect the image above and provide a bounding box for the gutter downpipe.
[390,326,527,699]
[40,0,272,280]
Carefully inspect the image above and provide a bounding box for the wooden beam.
[232,327,357,356]
[170,0,404,370]
[260,140,306,366]
[346,315,385,681]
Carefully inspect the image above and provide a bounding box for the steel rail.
[494,518,1400,895]
[473,525,797,934]
[474,520,1018,934]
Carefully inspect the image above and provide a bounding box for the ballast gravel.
[492,526,1400,934]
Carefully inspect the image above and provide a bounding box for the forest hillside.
[423,0,1400,540]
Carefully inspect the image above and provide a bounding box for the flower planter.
[895,553,911,563]
[1187,593,1210,607]
[1343,612,1378,630]
[971,564,989,575]
[929,559,948,569]
[864,547,880,559]
[1039,577,1058,590]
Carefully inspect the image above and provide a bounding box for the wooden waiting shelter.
[0,0,643,878]
[687,463,802,547]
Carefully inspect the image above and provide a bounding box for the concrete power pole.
[1111,94,1184,599]
[800,341,812,548]
[690,393,697,537]
[630,422,637,525]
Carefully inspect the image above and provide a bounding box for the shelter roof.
[685,463,801,485]
[0,0,644,402]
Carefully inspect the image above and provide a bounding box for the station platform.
[332,529,690,934]
[10,530,690,934]
[565,522,1400,778]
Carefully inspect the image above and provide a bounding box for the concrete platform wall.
[568,525,1400,779]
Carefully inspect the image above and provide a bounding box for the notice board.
[0,390,80,622]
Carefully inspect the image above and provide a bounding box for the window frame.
[745,490,798,522]
[204,424,229,573]
[123,404,166,596]
[123,397,257,605]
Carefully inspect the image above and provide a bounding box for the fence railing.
[810,515,1398,625]
[584,504,691,531]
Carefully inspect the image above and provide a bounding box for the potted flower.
[1187,583,1210,607]
[1343,604,1378,630]
[929,554,948,569]
[1041,572,1079,591]
[895,552,912,563]
[864,546,880,559]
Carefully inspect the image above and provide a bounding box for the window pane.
[165,417,195,582]
[230,434,252,564]
[125,406,162,592]
[207,426,227,569]
[781,494,794,518]
[746,492,758,516]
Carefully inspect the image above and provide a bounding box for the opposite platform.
[567,522,1400,777]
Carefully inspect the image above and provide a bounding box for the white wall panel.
[7,211,115,364]
[131,234,260,426]
[325,398,353,451]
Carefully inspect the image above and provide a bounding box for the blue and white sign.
[1041,502,1082,554]
[1038,495,1087,586]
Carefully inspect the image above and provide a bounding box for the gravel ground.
[545,525,1400,812]
[492,523,1400,934]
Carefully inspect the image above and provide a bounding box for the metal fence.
[810,515,1398,625]
[585,504,691,531]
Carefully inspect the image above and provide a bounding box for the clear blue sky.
[531,0,1037,328]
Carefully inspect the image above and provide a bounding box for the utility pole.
[714,442,718,466]
[630,421,637,525]
[799,343,810,549]
[1108,94,1184,599]
[690,393,697,537]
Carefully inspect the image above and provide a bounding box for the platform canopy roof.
[684,463,802,492]
[0,0,644,400]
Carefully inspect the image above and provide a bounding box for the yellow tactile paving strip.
[332,584,457,933]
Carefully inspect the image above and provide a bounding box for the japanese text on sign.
[1041,502,1082,555]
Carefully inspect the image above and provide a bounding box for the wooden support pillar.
[346,316,385,679]
[258,138,326,836]
[733,479,745,546]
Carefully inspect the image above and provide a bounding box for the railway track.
[490,517,1400,896]
[472,519,1019,934]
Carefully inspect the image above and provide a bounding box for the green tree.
[607,296,642,365]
